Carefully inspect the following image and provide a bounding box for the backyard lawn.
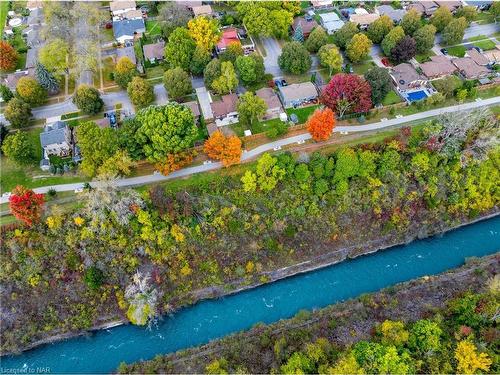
[352,59,375,75]
[230,118,284,137]
[145,20,162,36]
[286,104,319,124]
[415,50,435,63]
[474,39,496,51]
[382,90,402,106]
[446,45,466,57]
[145,65,164,79]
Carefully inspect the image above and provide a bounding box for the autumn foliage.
[321,73,372,117]
[9,185,44,226]
[0,41,18,71]
[204,131,242,167]
[306,107,336,142]
[156,151,194,176]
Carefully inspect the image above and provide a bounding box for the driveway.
[370,45,384,67]
[3,95,499,201]
[260,37,283,77]
[154,83,168,105]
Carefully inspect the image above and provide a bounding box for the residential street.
[437,22,499,45]
[3,95,499,202]
[261,37,283,76]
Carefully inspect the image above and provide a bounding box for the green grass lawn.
[474,39,496,51]
[230,117,284,137]
[414,50,436,63]
[145,65,164,79]
[475,11,495,25]
[468,34,488,42]
[352,59,375,75]
[446,45,466,57]
[382,90,402,106]
[145,20,162,36]
[0,1,8,36]
[101,27,115,43]
[286,104,319,124]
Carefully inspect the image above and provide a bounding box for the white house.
[211,93,239,127]
[113,18,145,43]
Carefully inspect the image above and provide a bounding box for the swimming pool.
[406,90,430,102]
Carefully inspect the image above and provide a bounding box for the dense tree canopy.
[211,61,238,95]
[72,84,103,114]
[16,77,47,106]
[364,67,392,105]
[321,73,372,117]
[190,46,212,76]
[456,5,477,23]
[400,8,422,36]
[35,62,59,94]
[332,22,359,49]
[187,16,221,51]
[204,58,222,88]
[391,36,417,64]
[165,27,196,71]
[278,41,311,74]
[135,103,199,162]
[318,44,343,75]
[235,54,265,84]
[0,41,18,71]
[204,131,242,167]
[0,84,14,102]
[163,68,192,100]
[431,6,453,31]
[9,185,44,226]
[236,91,267,125]
[1,131,34,165]
[127,77,154,109]
[157,2,192,38]
[219,42,244,64]
[114,56,136,89]
[304,26,328,53]
[306,107,335,141]
[441,17,467,46]
[38,38,69,72]
[367,15,394,44]
[236,2,294,38]
[4,98,32,128]
[346,33,372,63]
[381,26,405,56]
[413,24,436,54]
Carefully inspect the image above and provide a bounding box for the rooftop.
[40,121,69,147]
[376,5,406,22]
[467,48,489,65]
[293,17,319,35]
[256,87,281,110]
[192,5,213,17]
[279,82,318,102]
[420,55,457,78]
[349,13,380,26]
[434,0,463,11]
[110,0,136,12]
[217,27,240,50]
[183,101,201,118]
[143,41,165,60]
[453,57,490,79]
[391,63,426,90]
[113,18,145,39]
[211,93,238,118]
[122,9,143,19]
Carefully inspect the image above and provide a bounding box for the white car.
[2,192,12,198]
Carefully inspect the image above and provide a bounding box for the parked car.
[381,57,391,67]
[304,14,313,21]
[2,192,12,199]
[471,46,483,53]
[274,79,288,87]
[440,48,448,55]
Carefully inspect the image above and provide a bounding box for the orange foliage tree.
[204,131,242,167]
[9,185,44,226]
[0,41,18,71]
[156,151,194,176]
[306,107,336,141]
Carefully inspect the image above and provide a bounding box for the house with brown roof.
[467,48,490,66]
[310,0,333,9]
[143,41,165,63]
[435,0,463,12]
[3,68,34,91]
[376,5,406,23]
[211,93,239,127]
[256,88,282,120]
[122,9,143,20]
[453,57,490,79]
[183,101,201,120]
[483,45,500,64]
[192,5,213,17]
[110,1,137,17]
[408,1,439,16]
[292,17,319,38]
[349,13,380,29]
[420,55,458,79]
[176,0,202,10]
[116,46,137,65]
[390,63,427,91]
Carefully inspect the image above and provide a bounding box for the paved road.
[437,22,499,45]
[261,37,283,76]
[3,96,499,203]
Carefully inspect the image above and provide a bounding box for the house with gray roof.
[116,45,137,64]
[113,18,145,44]
[376,5,406,23]
[278,82,318,108]
[40,121,72,158]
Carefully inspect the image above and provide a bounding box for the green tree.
[157,2,191,38]
[367,15,394,44]
[346,33,372,63]
[211,61,238,94]
[235,54,264,84]
[16,77,47,106]
[163,67,192,100]
[118,118,144,160]
[381,26,405,56]
[432,75,462,98]
[456,88,468,102]
[190,46,212,75]
[431,6,453,32]
[1,131,34,165]
[4,98,32,128]
[255,153,285,192]
[38,38,69,72]
[35,62,59,93]
[236,91,267,125]
[238,5,273,37]
[271,9,294,39]
[332,21,359,49]
[72,84,103,114]
[135,103,199,162]
[491,2,500,18]
[219,42,244,63]
[318,44,343,75]
[165,27,196,71]
[187,16,221,51]
[441,17,467,46]
[84,266,104,291]
[408,320,442,353]
[304,26,328,53]
[280,352,315,374]
[413,24,437,54]
[76,121,119,176]
[364,67,392,105]
[278,41,311,74]
[401,8,422,35]
[127,77,154,109]
[114,56,136,89]
[334,147,359,182]
[241,170,257,192]
[0,84,14,102]
[204,58,221,88]
[379,320,410,347]
[456,6,477,23]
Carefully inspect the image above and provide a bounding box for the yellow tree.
[346,33,372,63]
[187,16,221,51]
[455,340,492,374]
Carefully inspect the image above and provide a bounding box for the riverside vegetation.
[119,255,499,374]
[1,109,499,354]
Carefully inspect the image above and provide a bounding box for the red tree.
[0,41,18,71]
[307,107,336,141]
[9,185,44,226]
[321,73,372,118]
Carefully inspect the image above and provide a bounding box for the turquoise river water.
[1,216,499,374]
